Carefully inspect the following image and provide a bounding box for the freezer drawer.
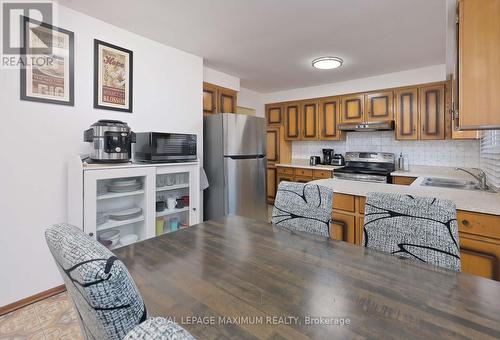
[224,156,267,221]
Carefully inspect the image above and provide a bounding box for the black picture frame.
[20,16,74,106]
[93,39,133,113]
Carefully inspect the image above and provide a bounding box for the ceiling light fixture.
[312,56,343,70]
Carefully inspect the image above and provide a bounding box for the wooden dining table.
[114,215,500,339]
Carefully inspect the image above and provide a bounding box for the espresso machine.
[322,148,334,165]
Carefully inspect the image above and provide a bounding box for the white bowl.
[99,230,120,246]
[120,234,138,246]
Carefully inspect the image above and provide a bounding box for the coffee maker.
[322,148,334,165]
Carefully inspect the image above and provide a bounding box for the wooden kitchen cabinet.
[267,127,280,164]
[284,102,301,140]
[301,100,319,140]
[340,94,364,123]
[203,82,237,115]
[318,97,343,140]
[395,87,419,140]
[267,166,277,204]
[276,173,294,185]
[459,236,500,280]
[392,176,417,186]
[265,104,283,125]
[265,127,291,202]
[203,82,218,115]
[331,212,355,243]
[419,84,445,140]
[365,91,394,122]
[219,88,237,113]
[332,193,500,281]
[458,0,500,130]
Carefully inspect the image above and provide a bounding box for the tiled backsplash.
[480,130,500,188]
[292,131,480,168]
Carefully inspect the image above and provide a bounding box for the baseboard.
[0,285,66,316]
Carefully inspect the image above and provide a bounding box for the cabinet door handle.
[462,219,470,227]
[192,207,197,211]
[89,232,94,237]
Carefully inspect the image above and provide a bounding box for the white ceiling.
[57,0,447,93]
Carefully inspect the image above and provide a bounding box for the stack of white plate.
[108,206,143,221]
[107,178,142,193]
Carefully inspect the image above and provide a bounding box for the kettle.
[331,154,345,166]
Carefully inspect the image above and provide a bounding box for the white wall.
[238,87,265,117]
[0,5,203,307]
[263,64,447,103]
[203,66,239,91]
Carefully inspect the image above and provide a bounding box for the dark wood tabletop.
[114,215,500,340]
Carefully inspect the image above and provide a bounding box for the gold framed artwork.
[94,39,133,112]
[20,16,74,106]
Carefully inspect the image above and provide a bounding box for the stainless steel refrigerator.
[203,113,267,221]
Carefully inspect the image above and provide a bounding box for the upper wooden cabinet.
[301,100,319,140]
[318,97,343,140]
[340,94,364,124]
[419,84,445,140]
[219,88,237,113]
[202,82,237,115]
[365,91,394,122]
[203,83,218,115]
[265,104,283,125]
[458,0,500,130]
[284,102,301,140]
[395,88,419,140]
[267,80,463,141]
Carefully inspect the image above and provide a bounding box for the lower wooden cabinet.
[268,166,333,202]
[332,193,500,281]
[267,166,277,204]
[459,235,500,280]
[330,212,355,243]
[392,176,417,185]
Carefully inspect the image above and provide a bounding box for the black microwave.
[134,132,197,163]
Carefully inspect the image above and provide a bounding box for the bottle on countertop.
[403,154,410,171]
[398,153,405,171]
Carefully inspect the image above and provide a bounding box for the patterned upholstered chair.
[271,181,334,238]
[363,192,461,271]
[45,223,195,340]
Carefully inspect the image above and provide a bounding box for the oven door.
[151,133,197,161]
[334,172,388,183]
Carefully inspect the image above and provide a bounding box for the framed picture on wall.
[20,16,74,105]
[94,39,133,112]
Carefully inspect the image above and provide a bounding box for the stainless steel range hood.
[338,121,394,132]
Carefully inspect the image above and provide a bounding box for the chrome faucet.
[455,167,489,190]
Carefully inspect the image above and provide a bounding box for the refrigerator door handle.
[227,155,265,160]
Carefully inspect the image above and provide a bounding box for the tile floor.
[0,292,82,340]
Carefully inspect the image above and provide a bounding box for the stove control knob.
[115,147,121,152]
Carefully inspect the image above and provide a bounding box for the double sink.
[421,177,497,193]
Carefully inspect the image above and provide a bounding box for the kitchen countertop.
[311,165,500,215]
[275,159,344,171]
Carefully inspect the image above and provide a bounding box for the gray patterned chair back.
[45,224,146,340]
[271,181,333,238]
[363,192,461,271]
